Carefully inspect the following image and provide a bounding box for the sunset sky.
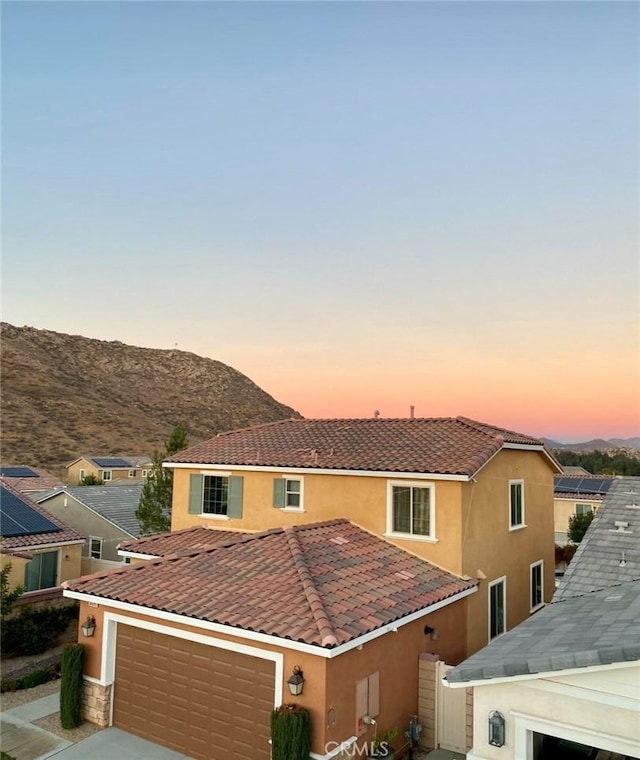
[3,1,638,442]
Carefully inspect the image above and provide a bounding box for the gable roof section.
[0,479,84,550]
[118,525,249,557]
[66,455,152,470]
[554,477,640,601]
[0,467,65,494]
[66,519,477,648]
[165,417,556,478]
[37,485,145,538]
[445,580,640,685]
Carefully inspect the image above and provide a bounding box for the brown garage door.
[113,625,275,760]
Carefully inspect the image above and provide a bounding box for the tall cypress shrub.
[60,644,85,729]
[271,704,311,760]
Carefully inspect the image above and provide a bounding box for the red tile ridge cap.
[283,525,338,648]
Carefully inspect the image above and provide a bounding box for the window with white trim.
[89,537,103,560]
[78,469,86,484]
[387,482,435,539]
[509,479,525,528]
[489,576,506,640]
[128,469,135,478]
[188,473,243,519]
[575,503,592,516]
[102,470,112,481]
[530,560,543,612]
[273,477,304,510]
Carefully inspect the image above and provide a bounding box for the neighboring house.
[66,456,152,485]
[63,518,477,760]
[0,465,65,496]
[553,474,615,544]
[0,480,83,592]
[444,477,640,760]
[163,417,561,657]
[36,484,143,569]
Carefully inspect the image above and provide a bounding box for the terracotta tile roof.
[165,417,550,477]
[118,525,250,557]
[0,467,65,493]
[0,479,84,550]
[67,519,477,648]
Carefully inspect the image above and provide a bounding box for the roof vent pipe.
[410,405,415,419]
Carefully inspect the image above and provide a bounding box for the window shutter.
[188,474,203,514]
[228,476,244,519]
[273,478,286,508]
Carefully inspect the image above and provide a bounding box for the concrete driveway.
[0,691,191,760]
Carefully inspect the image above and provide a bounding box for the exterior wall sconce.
[81,615,96,637]
[287,666,305,696]
[424,625,439,640]
[488,710,505,747]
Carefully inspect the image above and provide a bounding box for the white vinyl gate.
[436,661,468,753]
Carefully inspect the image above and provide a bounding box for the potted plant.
[368,727,398,759]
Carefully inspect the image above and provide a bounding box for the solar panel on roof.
[554,476,614,495]
[0,487,62,538]
[0,467,39,478]
[93,458,131,468]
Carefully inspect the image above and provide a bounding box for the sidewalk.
[1,692,72,760]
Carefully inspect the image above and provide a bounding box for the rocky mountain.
[1,323,300,469]
[544,438,640,455]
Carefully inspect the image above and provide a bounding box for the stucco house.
[444,477,640,760]
[553,474,615,544]
[64,519,476,760]
[163,416,561,657]
[36,484,143,569]
[0,480,83,592]
[65,455,152,485]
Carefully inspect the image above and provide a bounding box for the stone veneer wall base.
[82,679,112,727]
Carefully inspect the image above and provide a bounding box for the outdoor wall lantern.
[287,666,305,696]
[488,710,505,747]
[81,615,96,637]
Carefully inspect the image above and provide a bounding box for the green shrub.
[60,644,85,729]
[271,704,311,760]
[1,603,78,657]
[1,664,60,693]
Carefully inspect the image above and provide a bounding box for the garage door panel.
[113,625,275,760]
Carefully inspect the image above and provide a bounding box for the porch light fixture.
[488,710,505,747]
[424,626,439,640]
[81,615,96,638]
[287,666,305,696]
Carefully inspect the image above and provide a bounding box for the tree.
[136,425,189,535]
[568,510,594,543]
[80,473,104,486]
[1,563,24,619]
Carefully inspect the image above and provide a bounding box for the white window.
[128,469,135,478]
[509,479,525,529]
[273,477,304,510]
[141,469,149,478]
[387,482,435,540]
[530,561,544,612]
[78,469,86,483]
[102,470,112,481]
[89,537,103,560]
[489,576,506,640]
[576,503,592,516]
[188,473,244,519]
